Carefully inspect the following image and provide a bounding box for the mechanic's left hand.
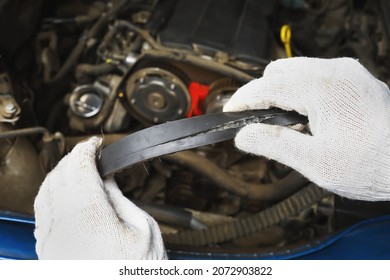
[34,137,167,259]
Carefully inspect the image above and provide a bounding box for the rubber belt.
[98,109,307,177]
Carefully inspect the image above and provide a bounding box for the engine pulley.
[203,78,239,114]
[125,66,190,124]
[69,84,104,118]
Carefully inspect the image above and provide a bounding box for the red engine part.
[187,82,210,117]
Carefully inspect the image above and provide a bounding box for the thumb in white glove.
[34,137,167,259]
[224,57,390,201]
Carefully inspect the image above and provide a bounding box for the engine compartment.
[2,0,390,257]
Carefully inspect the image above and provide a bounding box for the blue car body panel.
[1,211,390,260]
[0,212,37,260]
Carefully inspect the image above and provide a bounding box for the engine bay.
[2,0,390,257]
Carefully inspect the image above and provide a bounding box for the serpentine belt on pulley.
[98,108,308,176]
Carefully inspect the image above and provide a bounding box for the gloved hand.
[34,137,167,259]
[224,57,390,201]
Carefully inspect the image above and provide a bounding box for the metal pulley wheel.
[203,78,240,114]
[125,65,191,124]
[69,85,105,118]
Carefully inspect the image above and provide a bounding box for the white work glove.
[34,137,167,259]
[224,57,390,201]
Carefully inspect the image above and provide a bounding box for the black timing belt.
[98,109,307,177]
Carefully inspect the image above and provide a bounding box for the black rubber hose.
[0,127,50,139]
[75,63,117,81]
[134,200,192,228]
[46,0,129,84]
[86,0,129,39]
[46,37,86,84]
[142,51,254,83]
[133,200,206,230]
[162,150,308,201]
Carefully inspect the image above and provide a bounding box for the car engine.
[2,0,390,258]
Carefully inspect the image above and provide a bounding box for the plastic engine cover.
[157,0,275,65]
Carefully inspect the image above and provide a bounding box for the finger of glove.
[103,177,167,259]
[235,123,316,181]
[223,75,312,117]
[224,57,374,114]
[263,57,363,79]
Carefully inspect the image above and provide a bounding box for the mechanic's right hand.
[224,57,390,201]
